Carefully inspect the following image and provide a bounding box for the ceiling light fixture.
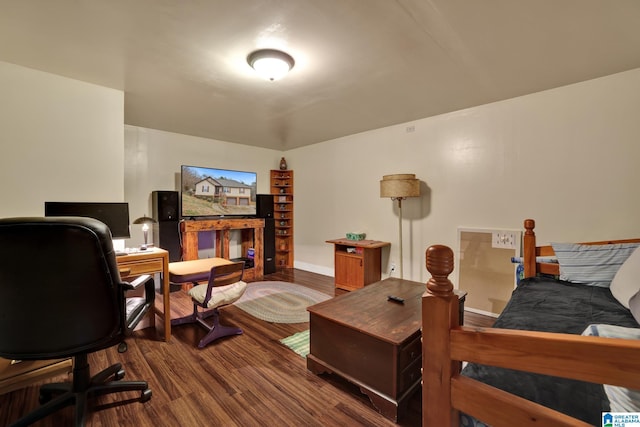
[247,49,295,81]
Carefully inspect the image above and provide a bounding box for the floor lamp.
[380,174,420,279]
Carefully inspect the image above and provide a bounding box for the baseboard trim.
[292,261,333,278]
[464,306,500,318]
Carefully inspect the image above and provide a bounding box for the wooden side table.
[326,238,390,291]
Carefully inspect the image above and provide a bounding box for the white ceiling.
[1,1,639,150]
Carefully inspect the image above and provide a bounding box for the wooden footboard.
[422,220,640,427]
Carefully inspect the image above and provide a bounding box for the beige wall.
[0,61,124,217]
[3,58,639,289]
[288,68,640,283]
[124,126,282,248]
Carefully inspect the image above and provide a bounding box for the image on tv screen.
[181,165,257,217]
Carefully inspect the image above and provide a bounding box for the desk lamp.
[133,215,157,250]
[380,174,420,279]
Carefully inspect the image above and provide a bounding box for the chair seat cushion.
[169,258,233,283]
[188,281,248,309]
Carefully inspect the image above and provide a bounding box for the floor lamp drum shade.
[380,174,420,199]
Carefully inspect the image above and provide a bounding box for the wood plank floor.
[0,269,494,426]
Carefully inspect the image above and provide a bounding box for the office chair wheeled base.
[10,353,151,427]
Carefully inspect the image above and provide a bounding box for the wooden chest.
[307,278,465,421]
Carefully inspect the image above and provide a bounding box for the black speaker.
[256,194,274,218]
[152,191,179,222]
[153,221,181,262]
[263,218,276,275]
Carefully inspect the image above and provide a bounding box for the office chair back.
[0,217,125,360]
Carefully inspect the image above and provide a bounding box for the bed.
[421,219,640,427]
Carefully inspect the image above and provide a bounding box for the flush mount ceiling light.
[247,49,295,81]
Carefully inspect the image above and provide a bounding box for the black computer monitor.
[44,201,130,239]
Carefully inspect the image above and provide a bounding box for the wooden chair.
[170,261,247,348]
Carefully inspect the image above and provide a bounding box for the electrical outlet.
[390,263,396,273]
[492,231,517,249]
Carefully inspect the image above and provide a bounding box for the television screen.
[181,165,257,218]
[44,201,131,239]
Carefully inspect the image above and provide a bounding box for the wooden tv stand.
[180,218,264,281]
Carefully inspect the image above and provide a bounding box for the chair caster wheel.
[141,389,152,402]
[39,392,52,404]
[114,369,126,381]
[117,341,128,353]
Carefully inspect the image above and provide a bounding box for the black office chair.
[0,217,153,426]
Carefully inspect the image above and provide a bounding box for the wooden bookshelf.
[270,170,294,268]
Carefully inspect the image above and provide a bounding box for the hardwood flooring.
[0,269,494,426]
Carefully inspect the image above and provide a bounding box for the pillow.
[629,290,640,324]
[611,247,640,308]
[188,281,247,308]
[582,324,640,412]
[551,242,640,287]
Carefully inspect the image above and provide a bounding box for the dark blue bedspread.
[461,277,639,426]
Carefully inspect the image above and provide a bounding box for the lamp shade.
[133,215,157,225]
[380,174,420,199]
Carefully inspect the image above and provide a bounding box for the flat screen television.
[181,165,257,218]
[44,201,131,239]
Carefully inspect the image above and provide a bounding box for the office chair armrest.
[123,274,153,291]
[123,275,155,305]
[122,275,156,336]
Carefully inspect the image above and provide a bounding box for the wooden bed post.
[523,219,536,278]
[422,245,459,427]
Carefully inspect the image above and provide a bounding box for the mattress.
[460,277,639,426]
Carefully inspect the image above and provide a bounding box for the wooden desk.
[116,248,171,342]
[180,218,264,281]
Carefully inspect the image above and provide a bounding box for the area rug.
[234,281,331,323]
[280,330,310,358]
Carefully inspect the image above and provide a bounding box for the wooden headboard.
[522,218,640,278]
